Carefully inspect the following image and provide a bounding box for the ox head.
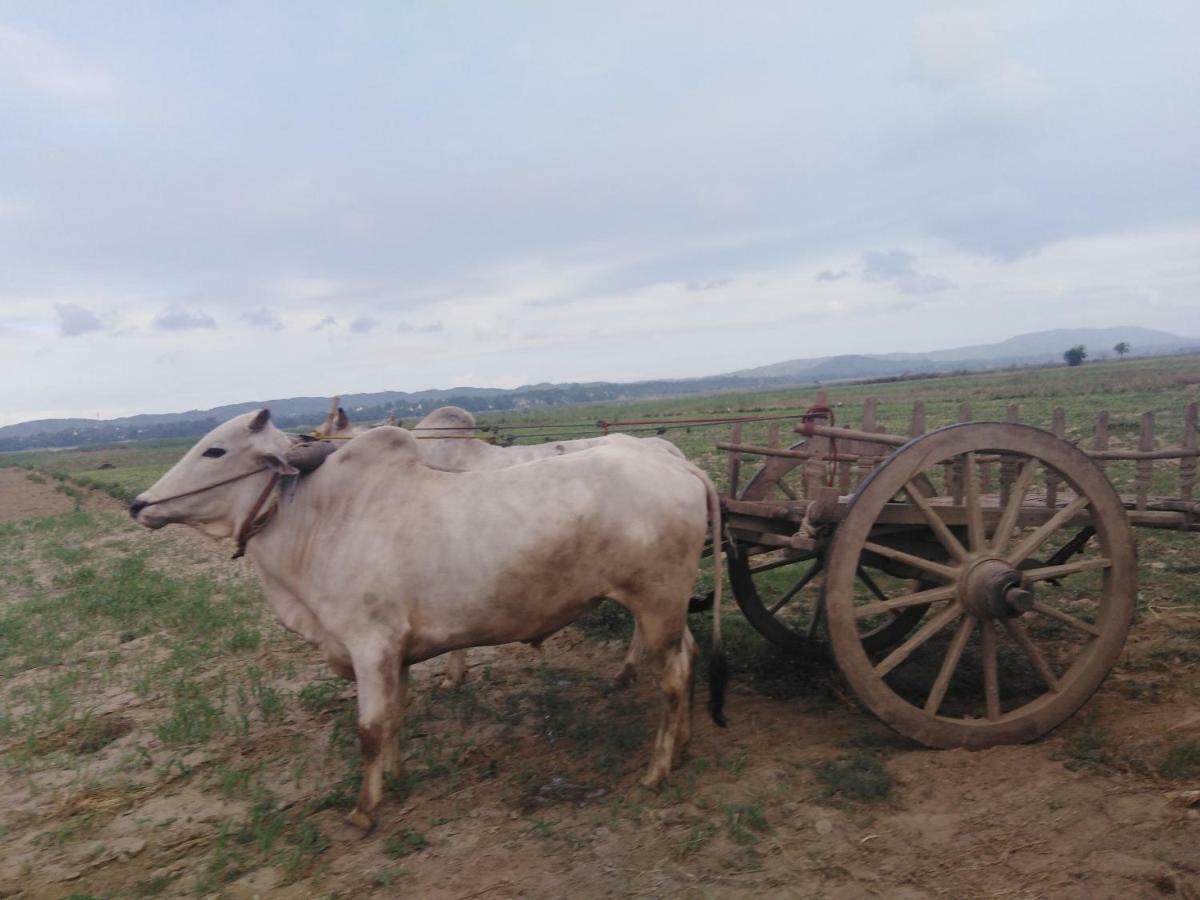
[129,409,297,538]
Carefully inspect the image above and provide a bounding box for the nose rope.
[134,465,280,560]
[136,466,270,508]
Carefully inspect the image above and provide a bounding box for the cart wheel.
[726,546,932,657]
[823,423,1136,749]
[729,435,932,656]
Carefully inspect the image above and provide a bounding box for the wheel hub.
[959,558,1034,620]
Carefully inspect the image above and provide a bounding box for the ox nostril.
[129,499,148,519]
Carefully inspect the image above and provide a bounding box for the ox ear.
[335,408,350,430]
[248,408,271,432]
[260,452,299,476]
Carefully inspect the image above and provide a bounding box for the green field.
[5,352,1197,502]
[1,354,1198,895]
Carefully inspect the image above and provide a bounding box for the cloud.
[396,320,445,334]
[815,269,849,282]
[0,22,119,103]
[313,315,337,330]
[910,10,1052,113]
[862,250,916,281]
[349,316,378,334]
[241,308,283,331]
[685,277,730,292]
[153,306,216,331]
[55,303,102,337]
[862,250,956,294]
[274,276,342,302]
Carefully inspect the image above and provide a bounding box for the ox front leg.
[441,650,468,688]
[346,648,406,833]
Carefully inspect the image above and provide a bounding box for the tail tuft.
[708,644,729,728]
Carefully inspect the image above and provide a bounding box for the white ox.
[316,403,689,687]
[130,409,726,830]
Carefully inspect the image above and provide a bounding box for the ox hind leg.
[613,622,644,689]
[629,610,695,789]
[347,647,408,833]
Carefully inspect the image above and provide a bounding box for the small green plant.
[226,627,261,653]
[298,678,343,715]
[721,802,769,844]
[1059,717,1116,771]
[248,668,286,723]
[156,680,223,745]
[384,828,427,859]
[283,820,330,880]
[814,752,894,803]
[1159,740,1200,779]
[674,821,717,858]
[373,868,407,887]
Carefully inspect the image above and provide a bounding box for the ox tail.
[696,466,728,728]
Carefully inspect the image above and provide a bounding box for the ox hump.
[334,425,420,467]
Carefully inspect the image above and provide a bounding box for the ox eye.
[202,447,226,458]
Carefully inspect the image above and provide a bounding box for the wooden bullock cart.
[713,395,1198,749]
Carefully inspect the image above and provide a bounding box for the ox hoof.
[638,772,667,792]
[345,808,377,835]
[611,667,637,691]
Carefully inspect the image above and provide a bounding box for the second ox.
[314,401,695,688]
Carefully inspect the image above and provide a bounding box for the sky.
[1,1,1198,426]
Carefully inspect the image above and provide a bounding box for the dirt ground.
[1,474,1198,899]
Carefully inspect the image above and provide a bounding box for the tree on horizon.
[1114,341,1131,360]
[1064,345,1088,367]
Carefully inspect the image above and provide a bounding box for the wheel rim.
[824,423,1136,749]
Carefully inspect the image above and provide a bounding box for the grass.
[1159,740,1200,780]
[721,802,770,844]
[814,752,895,803]
[384,828,428,859]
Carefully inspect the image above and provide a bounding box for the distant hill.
[730,326,1199,380]
[2,326,1197,452]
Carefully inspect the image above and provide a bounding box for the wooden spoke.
[903,482,968,562]
[775,478,797,500]
[806,597,825,640]
[856,566,889,603]
[1021,558,1111,583]
[980,619,1001,720]
[924,615,976,715]
[874,604,964,677]
[767,560,822,614]
[749,556,810,577]
[990,459,1037,553]
[1030,602,1101,637]
[863,541,959,583]
[854,584,957,620]
[964,452,985,552]
[1007,495,1091,567]
[1001,619,1061,692]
